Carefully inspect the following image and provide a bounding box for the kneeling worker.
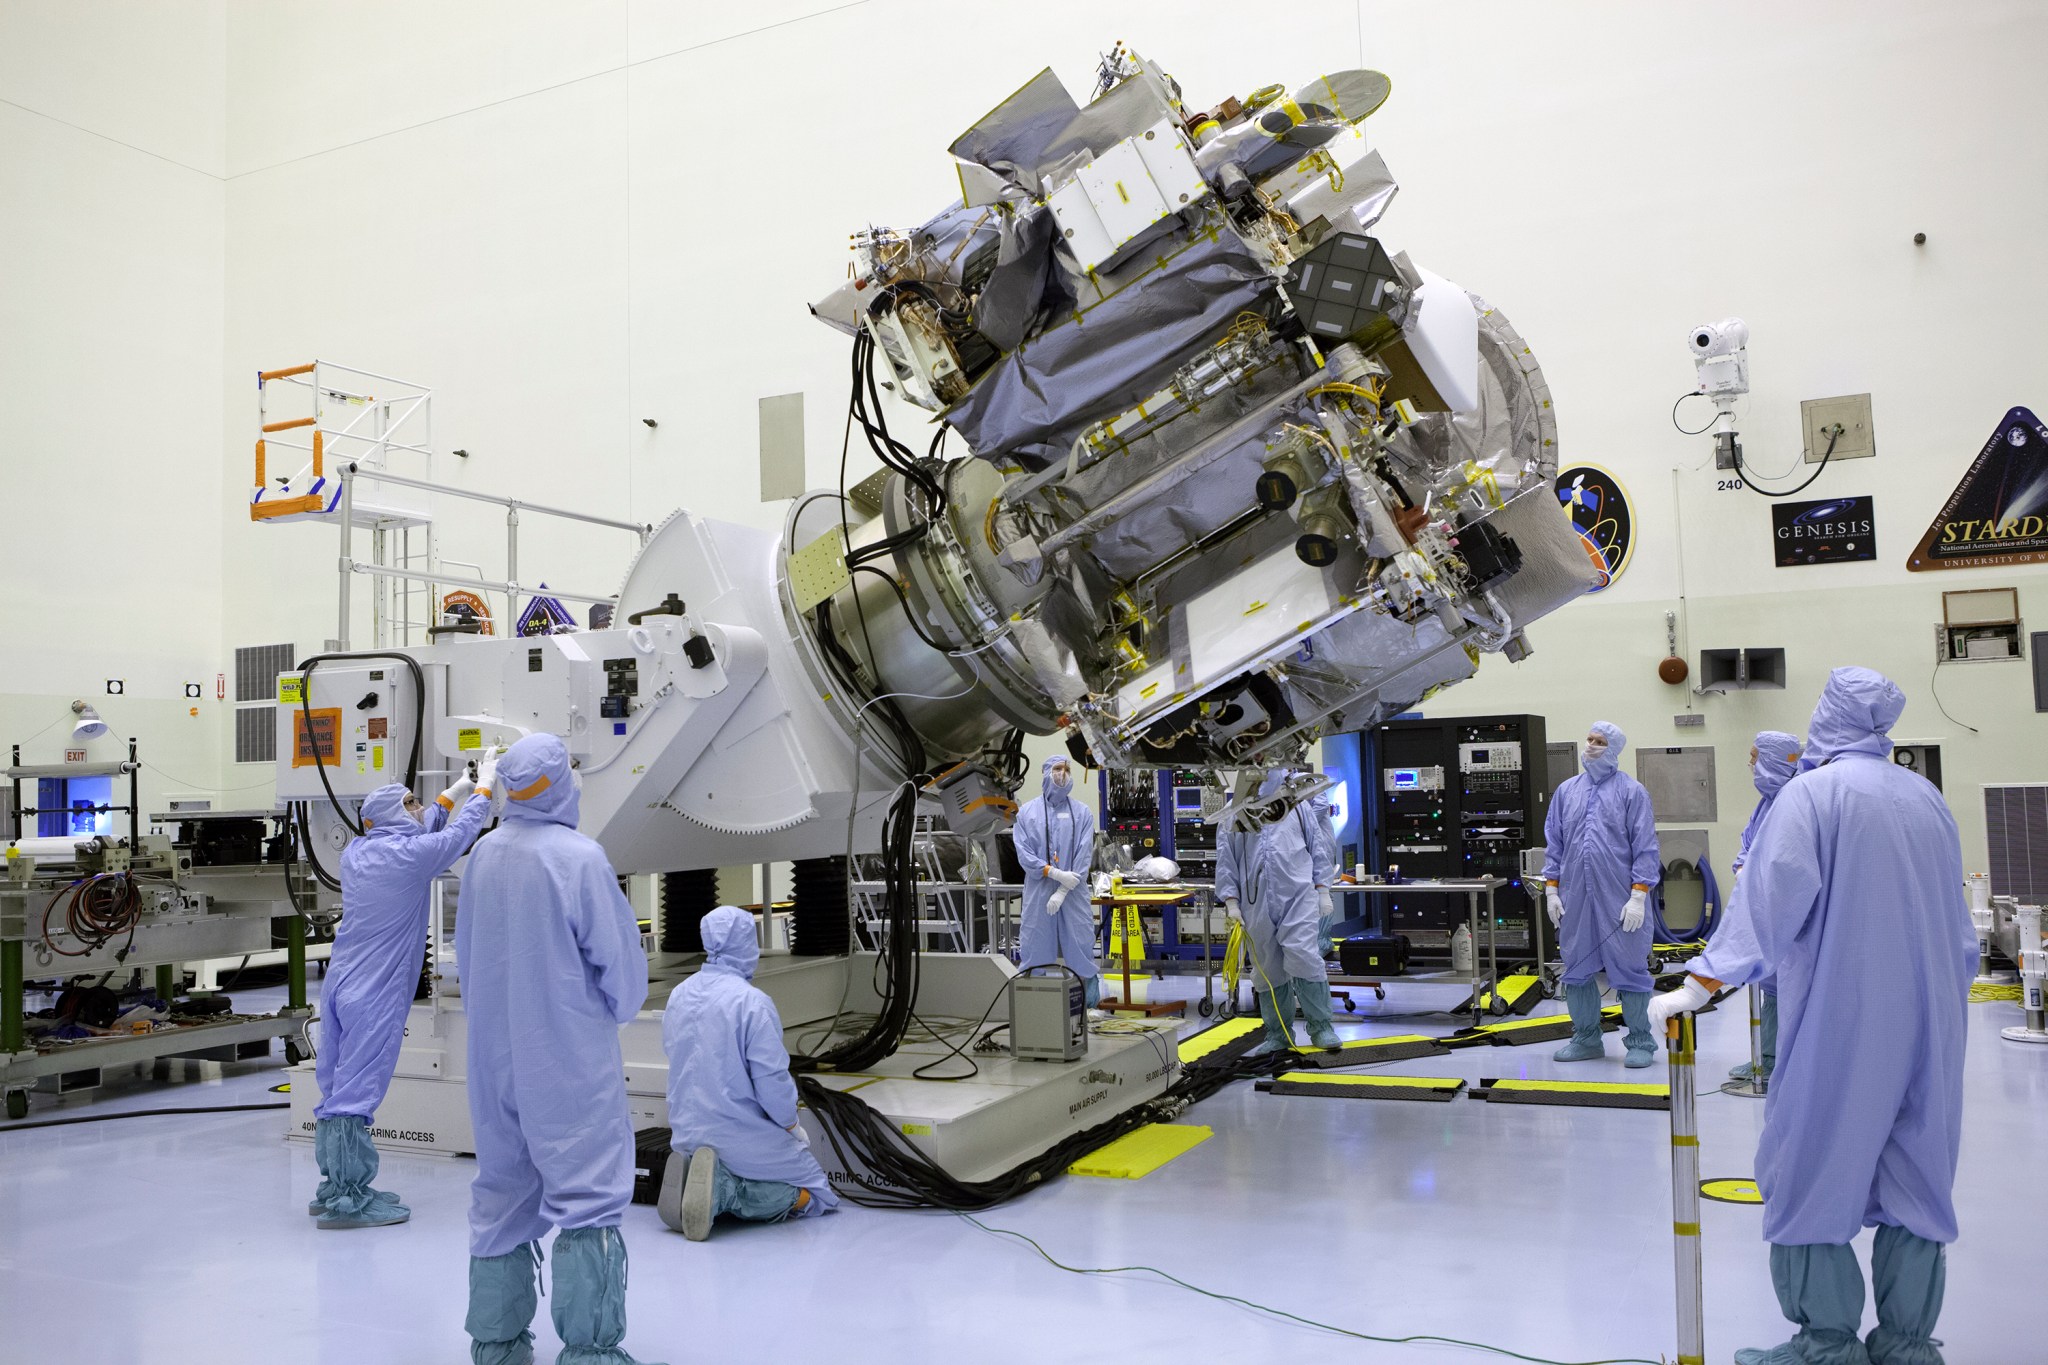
[660,905,838,1241]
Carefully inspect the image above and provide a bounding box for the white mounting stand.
[2000,904,2048,1044]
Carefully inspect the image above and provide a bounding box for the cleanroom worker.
[1542,721,1661,1067]
[456,734,664,1365]
[1652,669,1972,1365]
[1013,755,1099,1007]
[659,905,838,1240]
[1217,770,1339,1051]
[1675,730,1803,1083]
[311,761,494,1229]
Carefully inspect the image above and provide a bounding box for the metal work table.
[1329,876,1509,1026]
[1,777,315,1119]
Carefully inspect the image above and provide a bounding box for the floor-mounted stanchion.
[1668,1011,1705,1365]
[1722,983,1769,1097]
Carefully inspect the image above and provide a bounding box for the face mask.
[1583,743,1606,766]
[1049,767,1070,790]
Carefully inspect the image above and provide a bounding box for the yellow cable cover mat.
[1068,1123,1213,1179]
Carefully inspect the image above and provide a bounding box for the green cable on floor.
[957,1213,1663,1365]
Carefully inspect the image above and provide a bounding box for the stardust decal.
[1772,495,1875,567]
[1554,464,1633,592]
[1908,406,2048,572]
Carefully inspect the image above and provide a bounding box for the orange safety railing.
[252,362,326,520]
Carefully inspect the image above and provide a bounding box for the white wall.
[7,1,2045,870]
[1362,0,2048,873]
[0,1,228,822]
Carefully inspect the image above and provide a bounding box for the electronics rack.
[1167,769,1216,883]
[1098,768,1170,861]
[1371,714,1549,960]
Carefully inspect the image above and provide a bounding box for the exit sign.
[65,749,87,763]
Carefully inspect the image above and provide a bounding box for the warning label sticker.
[292,708,341,767]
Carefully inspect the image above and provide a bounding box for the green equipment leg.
[286,914,308,1011]
[3,939,22,1055]
[155,963,176,1003]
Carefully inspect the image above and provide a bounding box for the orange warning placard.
[292,708,342,767]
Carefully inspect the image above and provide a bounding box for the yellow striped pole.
[1668,1011,1705,1365]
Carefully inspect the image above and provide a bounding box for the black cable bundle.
[797,1043,1289,1211]
[790,785,921,1075]
[843,328,947,573]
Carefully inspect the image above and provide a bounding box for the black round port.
[1254,470,1298,510]
[1694,332,1712,349]
[1296,534,1339,566]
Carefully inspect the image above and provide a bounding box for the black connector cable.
[0,1101,289,1133]
[1672,391,1845,497]
[1735,423,1840,499]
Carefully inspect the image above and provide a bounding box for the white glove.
[1223,897,1241,922]
[475,748,501,796]
[788,1122,811,1150]
[438,776,475,809]
[1545,885,1564,928]
[1046,866,1082,891]
[1620,887,1648,933]
[1316,888,1335,920]
[1048,887,1069,914]
[1647,975,1714,1036]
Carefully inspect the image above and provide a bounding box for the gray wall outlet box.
[1801,392,1875,463]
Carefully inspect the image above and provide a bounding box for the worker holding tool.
[311,754,495,1229]
[1014,755,1100,1008]
[1543,721,1662,1066]
[1217,770,1339,1052]
[1654,669,1973,1365]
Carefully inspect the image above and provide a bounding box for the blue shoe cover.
[467,1241,540,1365]
[552,1226,668,1365]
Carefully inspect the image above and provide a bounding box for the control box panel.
[274,662,420,801]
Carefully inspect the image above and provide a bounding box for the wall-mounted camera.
[1686,316,1749,469]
